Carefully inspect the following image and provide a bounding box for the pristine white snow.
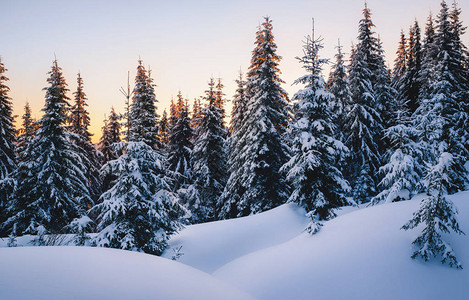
[212,193,469,300]
[1,192,467,299]
[162,203,309,273]
[0,246,254,300]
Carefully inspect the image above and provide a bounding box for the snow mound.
[212,193,469,300]
[162,203,309,273]
[0,246,254,300]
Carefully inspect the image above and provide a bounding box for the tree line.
[0,1,468,267]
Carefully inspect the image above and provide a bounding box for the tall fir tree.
[167,92,193,189]
[343,4,383,203]
[402,153,464,268]
[404,21,423,114]
[0,58,16,181]
[16,102,37,163]
[5,60,91,236]
[282,34,351,233]
[0,58,16,235]
[158,109,170,147]
[327,40,352,136]
[69,72,102,202]
[219,71,247,218]
[91,141,186,255]
[391,30,408,106]
[191,78,227,222]
[373,37,397,132]
[372,100,424,204]
[128,60,159,149]
[98,107,121,163]
[215,77,226,127]
[427,0,468,192]
[220,17,290,218]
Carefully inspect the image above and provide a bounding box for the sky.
[2,0,468,143]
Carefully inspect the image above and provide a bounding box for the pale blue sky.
[2,0,468,141]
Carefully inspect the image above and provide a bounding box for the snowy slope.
[212,192,469,300]
[162,203,309,273]
[0,246,254,300]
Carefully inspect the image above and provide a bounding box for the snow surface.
[212,193,469,300]
[1,192,467,299]
[0,246,254,300]
[162,203,309,273]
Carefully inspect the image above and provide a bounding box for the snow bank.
[0,246,254,300]
[162,203,309,273]
[213,193,469,300]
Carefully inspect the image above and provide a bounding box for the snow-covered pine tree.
[98,107,121,163]
[220,17,290,218]
[16,103,37,163]
[373,37,397,133]
[402,152,464,269]
[327,40,352,136]
[0,58,16,235]
[427,0,469,192]
[448,1,469,155]
[128,60,159,149]
[190,98,203,141]
[158,109,170,147]
[69,72,102,202]
[343,4,383,203]
[404,21,423,114]
[191,78,227,223]
[91,141,186,255]
[412,14,440,166]
[418,14,439,105]
[371,100,424,204]
[228,71,247,137]
[391,31,408,106]
[215,77,226,127]
[167,92,193,189]
[0,58,16,181]
[281,34,351,233]
[218,71,247,219]
[5,60,91,236]
[98,107,122,192]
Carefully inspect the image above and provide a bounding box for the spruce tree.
[220,17,290,218]
[17,103,37,163]
[343,4,383,203]
[373,38,397,132]
[0,58,16,235]
[327,41,352,136]
[91,141,185,255]
[69,72,102,201]
[0,58,16,181]
[6,60,91,236]
[215,78,226,127]
[282,34,351,233]
[191,98,203,130]
[391,30,408,106]
[372,102,424,204]
[428,0,468,192]
[167,92,193,189]
[158,109,170,147]
[404,21,423,114]
[128,60,159,149]
[98,107,121,163]
[98,107,122,192]
[219,71,247,218]
[191,78,227,222]
[402,152,464,269]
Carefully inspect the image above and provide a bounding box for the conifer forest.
[1,1,469,299]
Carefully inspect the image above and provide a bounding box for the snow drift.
[0,246,254,300]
